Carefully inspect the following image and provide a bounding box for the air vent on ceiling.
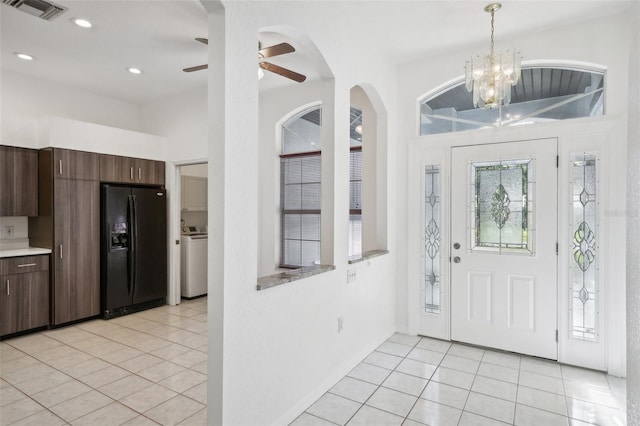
[2,0,67,21]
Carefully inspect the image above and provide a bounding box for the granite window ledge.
[257,265,336,291]
[348,249,389,264]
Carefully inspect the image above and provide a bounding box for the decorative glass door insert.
[470,159,534,254]
[424,165,441,314]
[570,154,598,341]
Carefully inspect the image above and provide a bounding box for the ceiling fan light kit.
[464,2,521,109]
[183,38,306,83]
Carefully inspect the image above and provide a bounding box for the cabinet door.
[53,149,99,181]
[181,176,207,211]
[53,179,100,325]
[0,146,38,216]
[135,158,165,185]
[100,154,128,183]
[0,271,49,336]
[0,274,24,335]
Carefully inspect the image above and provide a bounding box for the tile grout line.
[458,346,480,426]
[511,354,522,425]
[2,301,208,425]
[394,336,433,425]
[344,335,420,425]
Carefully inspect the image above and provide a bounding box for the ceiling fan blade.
[183,64,208,72]
[260,62,306,83]
[259,42,294,58]
[196,38,208,45]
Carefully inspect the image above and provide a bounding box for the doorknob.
[453,242,461,250]
[453,256,461,263]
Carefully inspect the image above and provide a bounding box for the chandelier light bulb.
[464,3,522,109]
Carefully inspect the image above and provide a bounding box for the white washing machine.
[180,234,208,298]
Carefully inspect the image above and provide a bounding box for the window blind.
[281,152,321,267]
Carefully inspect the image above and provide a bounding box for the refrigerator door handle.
[132,195,138,296]
[128,196,135,296]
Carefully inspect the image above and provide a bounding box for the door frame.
[406,116,626,375]
[167,159,208,306]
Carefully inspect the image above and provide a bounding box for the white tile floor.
[1,302,627,426]
[0,298,207,426]
[291,333,627,426]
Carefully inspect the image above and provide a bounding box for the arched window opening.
[280,105,322,267]
[420,67,605,136]
[349,107,363,258]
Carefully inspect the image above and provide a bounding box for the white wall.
[138,86,209,307]
[394,11,633,340]
[208,2,397,424]
[626,3,640,423]
[1,70,140,148]
[0,216,28,250]
[45,116,167,160]
[0,70,171,159]
[139,86,208,162]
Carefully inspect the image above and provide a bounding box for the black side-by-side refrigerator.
[101,184,167,319]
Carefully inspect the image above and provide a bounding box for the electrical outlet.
[4,226,14,238]
[338,316,343,333]
[347,269,357,283]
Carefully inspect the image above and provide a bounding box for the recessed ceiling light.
[127,67,142,75]
[72,18,92,28]
[14,52,35,61]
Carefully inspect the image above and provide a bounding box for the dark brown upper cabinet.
[0,145,38,217]
[100,154,165,186]
[53,148,99,181]
[99,154,131,183]
[135,158,165,185]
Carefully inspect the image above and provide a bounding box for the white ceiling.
[0,0,633,105]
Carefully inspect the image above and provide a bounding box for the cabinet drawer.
[0,255,49,275]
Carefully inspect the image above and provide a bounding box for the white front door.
[450,138,558,360]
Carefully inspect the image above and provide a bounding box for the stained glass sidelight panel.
[424,165,441,314]
[470,159,534,254]
[570,154,598,341]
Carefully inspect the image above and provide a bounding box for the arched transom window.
[420,66,605,136]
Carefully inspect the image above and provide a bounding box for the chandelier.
[465,3,521,109]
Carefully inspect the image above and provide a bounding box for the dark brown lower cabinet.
[0,256,49,336]
[52,179,100,325]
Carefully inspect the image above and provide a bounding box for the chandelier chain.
[490,9,495,56]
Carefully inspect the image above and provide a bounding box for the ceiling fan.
[183,38,307,83]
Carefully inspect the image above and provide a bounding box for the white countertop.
[0,247,52,258]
